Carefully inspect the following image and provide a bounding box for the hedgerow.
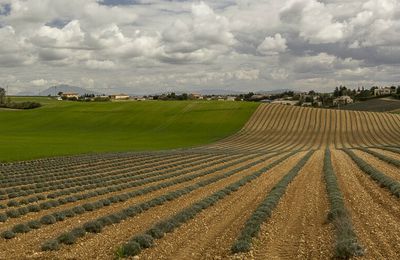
[323,149,363,258]
[231,150,314,253]
[343,149,400,198]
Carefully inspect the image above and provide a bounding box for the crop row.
[230,150,314,253]
[343,149,400,198]
[0,152,199,188]
[0,154,231,210]
[0,153,218,205]
[0,153,246,223]
[41,152,294,251]
[115,151,299,257]
[1,152,268,238]
[0,153,215,200]
[356,148,400,167]
[0,152,152,174]
[323,149,363,258]
[0,151,157,175]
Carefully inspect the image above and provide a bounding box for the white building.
[374,87,396,96]
[333,96,353,106]
[110,94,130,100]
[271,100,299,106]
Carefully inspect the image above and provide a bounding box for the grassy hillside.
[0,97,258,162]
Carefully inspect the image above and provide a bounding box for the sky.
[0,0,399,95]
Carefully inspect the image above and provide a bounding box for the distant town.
[54,85,400,108]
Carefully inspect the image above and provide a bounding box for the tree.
[397,86,400,95]
[57,92,63,96]
[0,87,5,105]
[333,87,340,97]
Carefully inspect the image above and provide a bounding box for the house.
[271,100,299,106]
[226,96,236,101]
[110,94,130,100]
[190,93,203,100]
[374,87,396,96]
[61,92,79,99]
[301,102,313,107]
[333,96,353,106]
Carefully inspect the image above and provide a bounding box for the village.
[57,85,400,109]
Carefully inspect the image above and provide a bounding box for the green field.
[0,97,258,162]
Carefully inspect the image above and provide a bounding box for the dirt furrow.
[138,152,307,260]
[0,154,277,258]
[332,150,400,259]
[15,154,288,260]
[232,150,334,260]
[352,149,400,181]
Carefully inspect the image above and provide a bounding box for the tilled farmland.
[0,104,400,259]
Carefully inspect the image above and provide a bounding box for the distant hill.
[339,97,400,112]
[257,89,301,95]
[197,89,245,95]
[38,85,100,96]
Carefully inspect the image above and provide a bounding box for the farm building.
[110,94,130,100]
[333,95,353,106]
[190,93,203,100]
[374,86,396,96]
[61,92,79,99]
[271,100,299,106]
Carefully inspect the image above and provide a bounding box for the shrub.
[39,202,53,210]
[18,207,29,215]
[146,228,164,239]
[70,227,86,238]
[41,239,60,251]
[7,200,19,207]
[27,220,42,229]
[0,213,7,222]
[83,221,103,233]
[52,212,67,221]
[231,240,251,253]
[12,223,31,233]
[82,203,94,211]
[40,215,57,225]
[72,206,85,214]
[6,209,20,218]
[28,204,41,212]
[63,209,75,218]
[1,230,15,239]
[57,233,77,245]
[131,234,154,249]
[120,241,141,256]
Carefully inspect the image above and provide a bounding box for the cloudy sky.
[0,0,399,94]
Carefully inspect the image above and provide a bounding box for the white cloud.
[85,60,116,70]
[30,79,47,86]
[257,33,287,55]
[0,0,399,94]
[281,0,346,44]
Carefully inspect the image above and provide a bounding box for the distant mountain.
[38,85,100,96]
